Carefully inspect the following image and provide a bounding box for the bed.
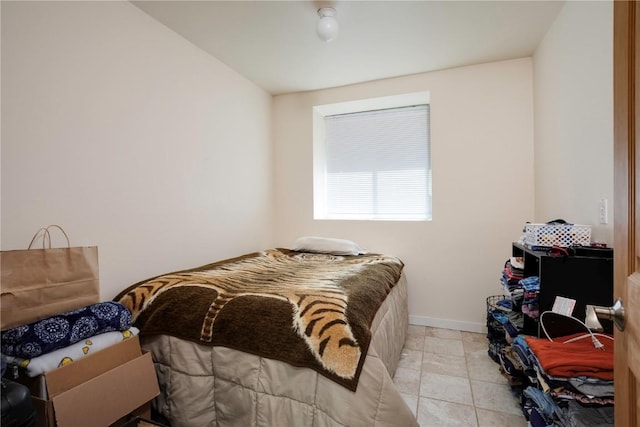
[114,248,418,427]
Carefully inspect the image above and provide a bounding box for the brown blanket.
[114,249,404,391]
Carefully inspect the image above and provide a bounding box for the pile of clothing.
[503,332,614,426]
[519,276,541,319]
[486,296,512,362]
[488,296,524,344]
[500,257,525,302]
[496,257,536,340]
[500,256,541,320]
[1,301,138,378]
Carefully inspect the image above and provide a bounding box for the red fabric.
[524,333,614,380]
[504,266,523,280]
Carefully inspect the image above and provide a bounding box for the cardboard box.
[16,336,159,427]
[110,403,153,427]
[118,415,167,427]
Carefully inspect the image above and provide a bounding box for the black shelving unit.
[511,242,614,335]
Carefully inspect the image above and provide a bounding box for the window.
[313,93,431,221]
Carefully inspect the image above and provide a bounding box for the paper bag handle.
[27,224,71,249]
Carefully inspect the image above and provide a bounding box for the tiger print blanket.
[114,249,404,391]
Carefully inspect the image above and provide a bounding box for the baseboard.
[409,315,486,334]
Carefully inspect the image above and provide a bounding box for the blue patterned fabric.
[1,302,131,359]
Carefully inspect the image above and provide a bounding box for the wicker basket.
[524,223,591,248]
[486,295,511,344]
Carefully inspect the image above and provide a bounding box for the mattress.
[142,274,415,427]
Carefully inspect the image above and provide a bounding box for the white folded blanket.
[5,327,139,377]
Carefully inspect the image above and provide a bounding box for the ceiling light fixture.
[316,7,339,42]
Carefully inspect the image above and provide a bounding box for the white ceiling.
[132,0,565,95]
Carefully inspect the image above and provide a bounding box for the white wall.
[273,59,535,332]
[1,1,273,299]
[1,1,612,333]
[533,1,613,245]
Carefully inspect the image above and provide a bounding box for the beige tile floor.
[393,325,528,427]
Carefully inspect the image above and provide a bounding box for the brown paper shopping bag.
[0,225,100,330]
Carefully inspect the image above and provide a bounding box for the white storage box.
[524,223,591,247]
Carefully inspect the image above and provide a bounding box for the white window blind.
[322,104,431,220]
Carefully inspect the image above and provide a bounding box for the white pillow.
[291,236,367,256]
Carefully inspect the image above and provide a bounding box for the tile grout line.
[463,339,482,427]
